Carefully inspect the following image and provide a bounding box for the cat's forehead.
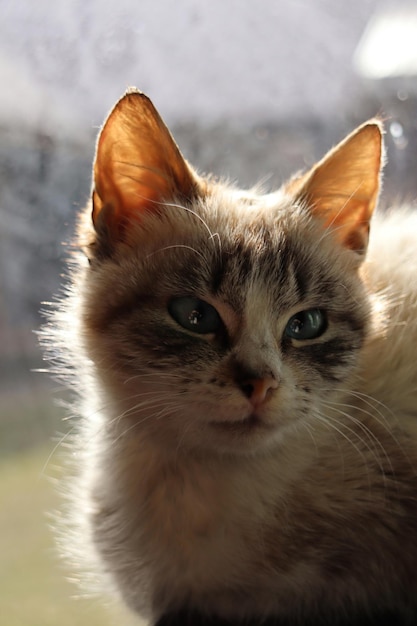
[206,235,308,316]
[204,185,291,221]
[220,187,285,211]
[183,188,322,313]
[192,186,295,258]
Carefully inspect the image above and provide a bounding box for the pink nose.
[240,377,278,407]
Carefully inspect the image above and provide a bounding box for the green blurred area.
[0,391,141,626]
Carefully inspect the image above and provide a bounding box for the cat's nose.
[240,377,278,407]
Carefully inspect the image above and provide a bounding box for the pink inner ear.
[91,90,198,240]
[294,121,383,255]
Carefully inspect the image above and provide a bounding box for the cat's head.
[78,89,383,456]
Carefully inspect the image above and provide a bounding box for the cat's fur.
[45,89,417,625]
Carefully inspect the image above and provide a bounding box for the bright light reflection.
[354,7,417,79]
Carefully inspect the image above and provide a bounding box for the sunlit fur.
[43,92,417,624]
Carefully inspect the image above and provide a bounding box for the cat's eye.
[284,308,327,341]
[168,297,222,334]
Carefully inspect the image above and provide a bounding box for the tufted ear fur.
[91,89,200,248]
[289,120,384,257]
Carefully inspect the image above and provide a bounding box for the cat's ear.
[290,120,384,256]
[91,89,199,244]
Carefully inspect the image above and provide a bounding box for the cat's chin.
[201,414,286,456]
[206,411,282,451]
[209,413,267,433]
[198,404,300,455]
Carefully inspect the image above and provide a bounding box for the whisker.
[321,401,394,482]
[123,372,186,385]
[315,412,374,488]
[322,387,408,460]
[146,244,207,262]
[110,401,185,446]
[39,427,78,478]
[163,201,221,255]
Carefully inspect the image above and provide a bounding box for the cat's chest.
[115,445,359,616]
[141,459,252,556]
[119,447,279,585]
[95,430,417,618]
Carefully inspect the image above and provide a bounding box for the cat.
[44,88,417,626]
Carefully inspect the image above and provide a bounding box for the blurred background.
[1,0,417,624]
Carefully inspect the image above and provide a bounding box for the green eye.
[285,308,327,340]
[168,297,222,334]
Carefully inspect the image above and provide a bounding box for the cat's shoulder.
[364,206,417,295]
[367,206,417,266]
[360,206,417,433]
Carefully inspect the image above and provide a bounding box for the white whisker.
[163,201,222,256]
[322,387,408,460]
[146,244,207,262]
[315,412,374,488]
[321,401,394,483]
